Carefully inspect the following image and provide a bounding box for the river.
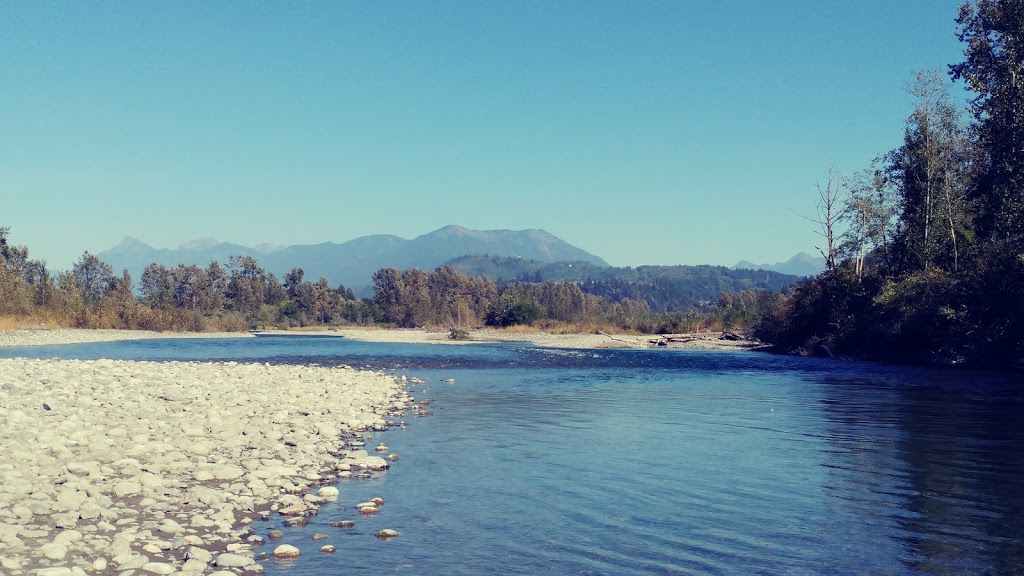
[3,337,1022,575]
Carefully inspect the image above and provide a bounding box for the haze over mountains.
[98,225,817,300]
[99,225,610,293]
[732,253,826,277]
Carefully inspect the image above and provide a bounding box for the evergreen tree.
[951,0,1024,248]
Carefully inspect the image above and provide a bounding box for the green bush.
[448,327,470,340]
[485,296,543,327]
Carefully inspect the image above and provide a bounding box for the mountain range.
[98,225,821,300]
[732,252,826,277]
[99,225,609,294]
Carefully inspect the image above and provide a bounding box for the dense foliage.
[447,255,800,311]
[756,1,1024,367]
[370,265,653,329]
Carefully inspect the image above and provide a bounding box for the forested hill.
[446,255,800,311]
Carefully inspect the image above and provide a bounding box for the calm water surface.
[4,337,1023,575]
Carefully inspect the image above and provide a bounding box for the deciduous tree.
[71,252,114,304]
[887,70,970,273]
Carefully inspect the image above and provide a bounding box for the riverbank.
[0,328,252,348]
[0,327,762,351]
[0,357,411,574]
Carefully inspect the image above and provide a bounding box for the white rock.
[56,489,87,511]
[215,552,255,567]
[52,529,83,546]
[272,544,301,559]
[118,554,150,570]
[40,542,68,559]
[185,546,213,563]
[113,481,141,498]
[211,464,245,480]
[35,568,74,576]
[352,456,389,471]
[108,533,132,558]
[317,486,340,499]
[181,558,208,572]
[157,519,184,534]
[141,562,177,574]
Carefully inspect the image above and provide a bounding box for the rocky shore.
[329,327,765,351]
[0,357,411,575]
[0,327,762,352]
[0,329,251,348]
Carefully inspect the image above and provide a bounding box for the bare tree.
[809,166,849,271]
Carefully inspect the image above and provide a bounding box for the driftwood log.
[597,330,636,344]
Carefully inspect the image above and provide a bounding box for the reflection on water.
[3,337,1022,575]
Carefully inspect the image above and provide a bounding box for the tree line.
[2,227,777,335]
[755,1,1024,367]
[0,236,372,331]
[447,254,801,311]
[370,266,654,329]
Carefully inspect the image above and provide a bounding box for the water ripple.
[4,338,1023,575]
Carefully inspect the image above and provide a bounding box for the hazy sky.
[3,1,968,270]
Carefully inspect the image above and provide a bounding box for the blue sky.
[2,1,968,270]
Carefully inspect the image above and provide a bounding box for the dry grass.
[281,325,342,333]
[321,324,384,331]
[540,321,637,335]
[0,315,60,330]
[492,321,639,336]
[490,324,544,334]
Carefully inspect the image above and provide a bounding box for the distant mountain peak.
[788,252,820,263]
[179,237,221,252]
[426,225,479,239]
[108,236,154,253]
[437,224,468,233]
[254,242,284,254]
[732,252,825,277]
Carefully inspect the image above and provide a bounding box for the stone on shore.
[35,568,74,576]
[142,561,177,574]
[0,356,410,574]
[215,553,255,567]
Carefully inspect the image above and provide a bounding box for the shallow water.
[4,337,1023,575]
